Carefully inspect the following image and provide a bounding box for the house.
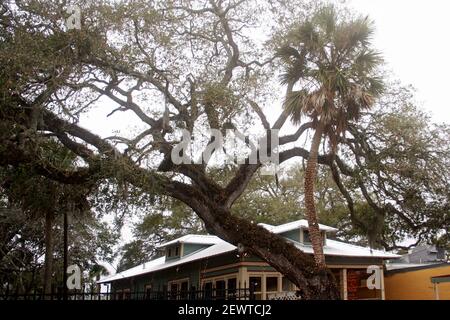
[98,220,399,300]
[384,243,450,300]
[397,245,447,264]
[384,262,450,300]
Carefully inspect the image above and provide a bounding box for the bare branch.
[279,122,313,145]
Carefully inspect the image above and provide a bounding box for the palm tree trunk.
[304,121,326,268]
[43,210,54,296]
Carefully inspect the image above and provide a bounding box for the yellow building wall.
[385,265,450,300]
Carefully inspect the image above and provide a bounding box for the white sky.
[347,0,450,124]
[83,0,450,135]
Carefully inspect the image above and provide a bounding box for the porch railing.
[0,288,255,301]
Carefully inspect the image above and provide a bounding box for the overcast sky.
[83,0,450,137]
[347,0,450,123]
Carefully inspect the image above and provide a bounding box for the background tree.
[0,156,118,295]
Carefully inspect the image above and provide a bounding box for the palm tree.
[278,6,384,268]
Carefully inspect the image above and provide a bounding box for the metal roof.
[98,239,235,284]
[385,262,450,275]
[292,239,400,258]
[258,220,338,233]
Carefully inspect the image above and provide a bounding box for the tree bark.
[304,121,327,268]
[43,210,54,296]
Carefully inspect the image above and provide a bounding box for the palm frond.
[336,16,375,51]
[295,20,320,50]
[312,5,337,39]
[367,76,385,97]
[278,5,383,137]
[276,45,301,61]
[283,90,310,124]
[354,49,383,72]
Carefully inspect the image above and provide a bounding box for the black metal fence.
[0,288,255,301]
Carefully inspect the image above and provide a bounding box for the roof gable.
[156,234,222,248]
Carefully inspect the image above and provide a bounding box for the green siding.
[201,251,240,269]
[242,255,264,263]
[203,267,239,278]
[247,265,276,272]
[325,255,383,265]
[183,243,210,256]
[280,229,300,242]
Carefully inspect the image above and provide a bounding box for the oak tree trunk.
[304,121,327,268]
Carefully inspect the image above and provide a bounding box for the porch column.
[341,268,348,300]
[261,275,267,300]
[238,267,248,287]
[380,267,386,300]
[434,283,440,300]
[277,274,282,293]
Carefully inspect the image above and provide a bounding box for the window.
[227,278,237,299]
[215,280,226,300]
[145,284,152,300]
[168,279,190,300]
[303,230,311,244]
[170,283,179,299]
[180,281,189,299]
[161,284,167,299]
[266,277,278,293]
[167,245,181,258]
[265,276,279,300]
[123,289,131,300]
[201,275,239,300]
[203,282,213,300]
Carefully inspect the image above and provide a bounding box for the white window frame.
[168,277,190,292]
[201,273,239,299]
[247,272,283,300]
